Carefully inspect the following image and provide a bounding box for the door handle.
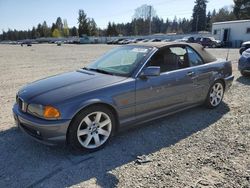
[186,71,195,77]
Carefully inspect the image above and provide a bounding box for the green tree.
[31,27,36,39]
[55,17,63,31]
[206,11,212,31]
[234,0,250,19]
[78,9,90,36]
[52,29,61,38]
[70,26,78,36]
[88,18,97,36]
[211,7,236,23]
[192,0,208,32]
[42,21,50,37]
[106,22,112,36]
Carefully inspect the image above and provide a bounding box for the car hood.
[18,69,127,104]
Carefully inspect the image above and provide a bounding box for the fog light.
[36,131,41,135]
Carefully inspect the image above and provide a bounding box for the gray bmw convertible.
[13,42,234,151]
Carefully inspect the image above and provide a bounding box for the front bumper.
[238,57,250,72]
[12,104,71,145]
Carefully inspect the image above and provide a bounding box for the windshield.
[86,46,152,76]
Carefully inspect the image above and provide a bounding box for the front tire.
[68,105,115,152]
[205,81,224,109]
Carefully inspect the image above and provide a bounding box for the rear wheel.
[68,105,115,151]
[205,81,224,108]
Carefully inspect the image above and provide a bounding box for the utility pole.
[149,5,152,35]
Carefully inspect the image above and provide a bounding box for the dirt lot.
[0,44,249,188]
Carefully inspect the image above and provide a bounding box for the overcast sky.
[0,0,234,32]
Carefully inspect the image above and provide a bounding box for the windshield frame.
[85,45,154,77]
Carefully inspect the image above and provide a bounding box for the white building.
[212,20,250,47]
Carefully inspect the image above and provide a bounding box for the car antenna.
[226,47,230,61]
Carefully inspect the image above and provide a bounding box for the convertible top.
[131,42,217,63]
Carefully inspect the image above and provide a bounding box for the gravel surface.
[0,44,249,188]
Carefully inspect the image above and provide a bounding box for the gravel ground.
[0,44,249,188]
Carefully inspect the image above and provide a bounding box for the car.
[112,38,125,45]
[148,38,162,42]
[106,39,115,45]
[13,42,234,152]
[197,37,222,48]
[21,41,32,47]
[175,37,195,43]
[162,39,171,42]
[55,41,62,46]
[118,39,130,45]
[140,39,150,43]
[238,48,250,76]
[239,41,250,55]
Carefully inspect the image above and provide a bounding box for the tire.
[67,105,116,152]
[241,70,249,77]
[205,81,224,109]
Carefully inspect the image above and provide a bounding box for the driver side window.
[147,46,189,73]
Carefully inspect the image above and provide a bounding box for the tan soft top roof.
[130,42,217,63]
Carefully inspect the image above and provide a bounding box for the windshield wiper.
[82,67,114,75]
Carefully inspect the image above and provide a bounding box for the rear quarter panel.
[192,58,232,100]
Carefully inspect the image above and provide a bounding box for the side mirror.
[140,66,160,78]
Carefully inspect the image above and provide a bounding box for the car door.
[135,46,198,121]
[185,46,212,102]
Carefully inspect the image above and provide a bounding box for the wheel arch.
[214,78,226,90]
[66,102,120,144]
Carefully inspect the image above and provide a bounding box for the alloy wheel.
[209,82,224,107]
[77,111,112,149]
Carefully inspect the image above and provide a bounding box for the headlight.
[27,104,61,119]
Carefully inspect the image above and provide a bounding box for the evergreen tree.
[78,9,90,36]
[106,22,113,36]
[88,18,97,36]
[206,11,212,31]
[55,17,63,31]
[234,0,250,19]
[42,21,50,37]
[192,0,208,32]
[70,26,78,36]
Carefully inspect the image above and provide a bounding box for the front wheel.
[205,81,224,108]
[68,105,115,152]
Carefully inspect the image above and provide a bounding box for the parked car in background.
[238,48,250,76]
[13,42,234,152]
[55,41,62,46]
[162,39,171,42]
[21,41,32,47]
[118,39,130,45]
[141,39,150,43]
[175,36,195,43]
[239,41,250,55]
[197,37,222,48]
[107,38,125,45]
[148,38,162,42]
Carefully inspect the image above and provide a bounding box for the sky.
[0,0,234,32]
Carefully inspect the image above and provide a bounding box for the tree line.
[0,0,249,41]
